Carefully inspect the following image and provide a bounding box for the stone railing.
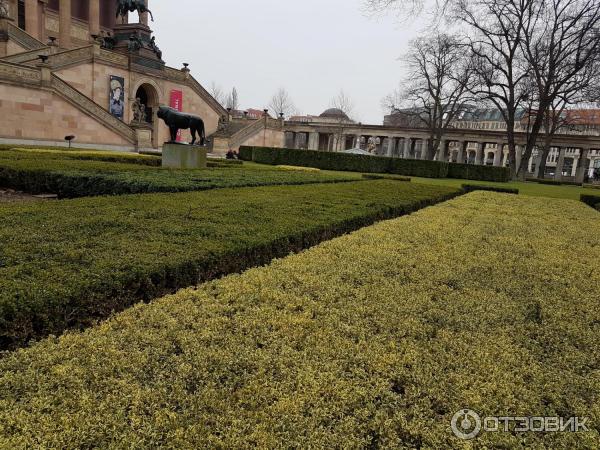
[1,46,51,64]
[7,22,46,51]
[46,46,94,69]
[51,74,136,142]
[228,118,267,148]
[0,60,41,84]
[163,66,227,116]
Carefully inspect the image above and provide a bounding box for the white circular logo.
[451,409,482,440]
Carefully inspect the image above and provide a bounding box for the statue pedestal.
[132,122,153,150]
[112,22,164,69]
[162,143,207,169]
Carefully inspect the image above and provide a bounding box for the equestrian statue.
[116,0,154,23]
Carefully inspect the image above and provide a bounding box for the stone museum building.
[0,0,599,181]
[0,0,228,150]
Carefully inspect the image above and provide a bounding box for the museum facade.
[0,0,232,151]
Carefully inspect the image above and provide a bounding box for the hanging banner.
[169,90,184,142]
[109,76,125,120]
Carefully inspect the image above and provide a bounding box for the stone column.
[140,0,149,26]
[421,139,428,160]
[439,140,448,162]
[387,137,395,157]
[575,148,590,184]
[89,0,100,37]
[59,0,72,48]
[494,143,503,166]
[457,141,466,164]
[554,147,566,181]
[308,132,319,150]
[25,0,39,39]
[475,143,485,165]
[515,145,523,173]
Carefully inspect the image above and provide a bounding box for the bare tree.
[330,90,355,118]
[209,82,225,106]
[269,88,297,118]
[329,90,356,151]
[455,0,535,179]
[396,33,475,160]
[225,87,239,111]
[517,0,600,179]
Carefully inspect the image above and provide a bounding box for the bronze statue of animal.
[116,0,154,23]
[157,106,206,145]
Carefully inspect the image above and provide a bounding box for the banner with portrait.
[169,90,183,141]
[109,75,125,120]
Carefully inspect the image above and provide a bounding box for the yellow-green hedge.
[1,192,599,448]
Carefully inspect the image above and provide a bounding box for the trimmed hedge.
[0,151,362,198]
[462,184,519,194]
[1,147,161,166]
[526,178,583,187]
[1,193,599,448]
[362,174,411,182]
[581,194,600,209]
[0,181,460,350]
[241,146,511,182]
[447,162,511,182]
[244,146,449,178]
[238,146,254,161]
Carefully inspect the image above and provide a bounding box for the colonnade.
[13,0,150,48]
[284,130,597,182]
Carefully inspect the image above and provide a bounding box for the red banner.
[169,90,183,142]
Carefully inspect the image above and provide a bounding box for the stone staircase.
[4,21,47,52]
[50,74,136,142]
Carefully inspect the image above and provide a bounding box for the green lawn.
[1,192,598,448]
[411,175,598,200]
[0,180,458,350]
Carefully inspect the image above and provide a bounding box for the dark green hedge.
[0,152,361,198]
[242,146,449,178]
[527,178,582,187]
[0,181,460,350]
[238,146,254,161]
[448,163,510,182]
[581,194,600,209]
[462,184,519,194]
[361,174,411,182]
[241,146,512,181]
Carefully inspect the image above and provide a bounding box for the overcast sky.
[144,0,424,124]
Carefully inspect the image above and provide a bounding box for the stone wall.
[0,84,130,146]
[242,128,285,149]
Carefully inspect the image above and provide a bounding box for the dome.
[319,108,350,120]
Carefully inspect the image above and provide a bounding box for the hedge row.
[581,194,600,209]
[361,174,411,182]
[1,147,161,166]
[243,146,449,178]
[462,184,519,194]
[448,162,511,182]
[1,193,599,448]
[240,146,511,182]
[0,152,362,198]
[0,181,460,350]
[526,177,583,187]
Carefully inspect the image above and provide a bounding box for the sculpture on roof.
[0,0,10,19]
[116,0,154,23]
